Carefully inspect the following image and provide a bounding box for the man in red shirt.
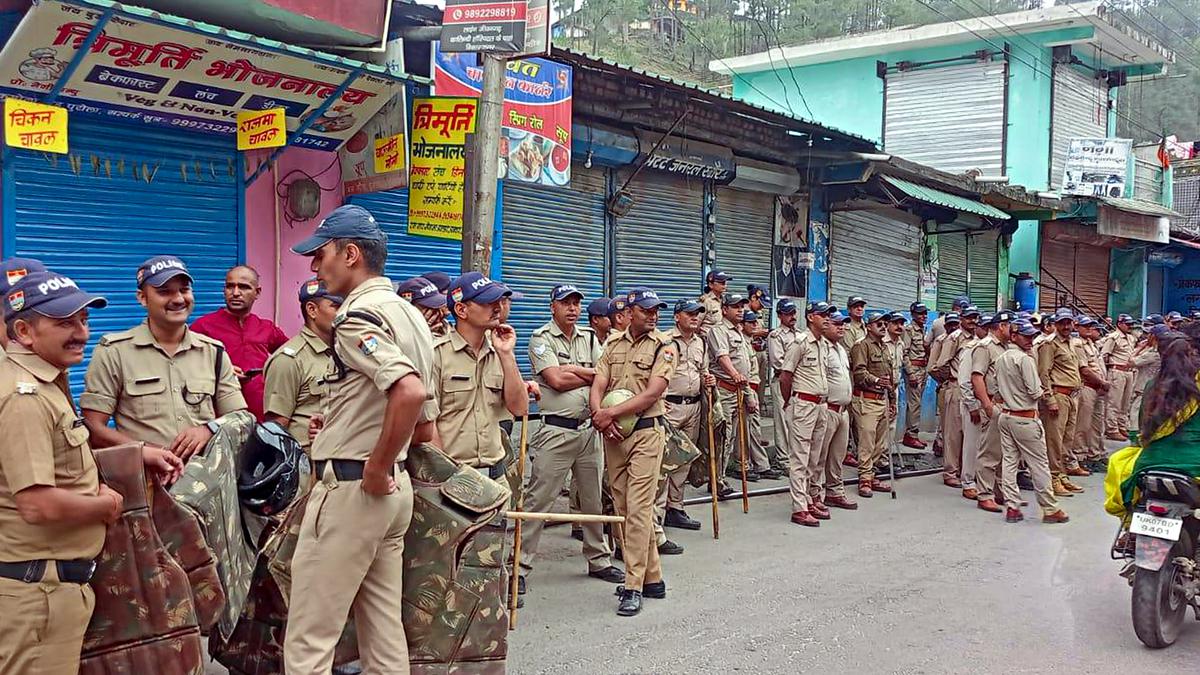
[191,265,288,420]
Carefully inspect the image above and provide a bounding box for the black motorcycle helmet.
[238,421,302,517]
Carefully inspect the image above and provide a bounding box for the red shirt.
[191,308,288,421]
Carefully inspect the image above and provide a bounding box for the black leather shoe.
[588,566,625,583]
[664,508,702,531]
[616,589,643,616]
[758,468,784,480]
[643,580,666,599]
[717,484,735,498]
[657,539,685,555]
[517,576,526,595]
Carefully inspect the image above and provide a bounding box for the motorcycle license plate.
[1130,512,1183,541]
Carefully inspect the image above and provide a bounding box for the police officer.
[262,278,342,452]
[284,205,435,672]
[0,257,47,354]
[81,256,246,459]
[967,311,1014,512]
[995,321,1069,524]
[849,311,895,497]
[591,287,677,617]
[927,312,960,458]
[699,269,731,334]
[767,299,800,470]
[779,301,833,526]
[740,309,778,480]
[901,302,930,449]
[956,315,986,502]
[0,270,179,675]
[1166,310,1185,330]
[883,311,906,440]
[930,296,970,342]
[1131,323,1166,430]
[841,296,867,349]
[662,299,713,530]
[1037,308,1084,498]
[609,295,632,338]
[587,297,614,343]
[818,310,857,510]
[746,285,771,380]
[397,276,450,337]
[1073,316,1109,472]
[930,305,980,488]
[516,284,623,593]
[707,292,750,492]
[421,270,452,295]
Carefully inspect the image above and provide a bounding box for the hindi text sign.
[407,97,477,241]
[440,0,528,53]
[1061,138,1133,198]
[236,107,286,150]
[374,132,405,174]
[4,97,68,153]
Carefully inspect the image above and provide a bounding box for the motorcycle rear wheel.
[1131,529,1194,649]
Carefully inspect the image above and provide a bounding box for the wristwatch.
[206,420,221,435]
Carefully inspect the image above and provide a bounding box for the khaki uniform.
[930,329,970,481]
[928,331,950,445]
[1037,334,1082,479]
[0,347,105,675]
[995,347,1059,514]
[818,339,852,499]
[929,314,949,343]
[285,277,433,674]
[1131,344,1161,429]
[956,334,982,489]
[849,334,894,482]
[781,330,829,513]
[663,328,707,512]
[1101,331,1136,435]
[81,322,246,448]
[1074,337,1107,462]
[901,323,929,435]
[262,328,330,450]
[430,330,511,470]
[519,322,613,578]
[767,324,799,461]
[884,334,904,439]
[967,336,1007,501]
[596,329,677,593]
[841,319,866,351]
[707,318,750,481]
[742,333,772,474]
[699,291,722,335]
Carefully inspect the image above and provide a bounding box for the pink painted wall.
[263,0,386,40]
[244,147,345,335]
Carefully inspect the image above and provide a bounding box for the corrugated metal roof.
[1101,197,1181,219]
[882,176,1011,220]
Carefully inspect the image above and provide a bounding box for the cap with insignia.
[627,287,667,309]
[847,296,867,308]
[1149,324,1171,337]
[944,312,961,325]
[776,299,797,315]
[447,272,511,306]
[1014,320,1039,337]
[292,204,386,255]
[299,277,343,305]
[721,292,748,307]
[742,310,759,323]
[608,297,628,314]
[910,302,929,314]
[885,311,906,323]
[806,301,836,316]
[136,255,193,288]
[8,271,107,318]
[588,297,613,317]
[707,269,732,283]
[827,310,848,324]
[674,299,703,314]
[747,284,771,304]
[396,276,445,309]
[1117,313,1134,324]
[1167,311,1183,322]
[421,271,452,294]
[1051,308,1076,323]
[865,311,888,325]
[981,310,1015,326]
[1,257,47,296]
[551,284,585,302]
[953,296,971,310]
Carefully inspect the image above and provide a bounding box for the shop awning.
[1100,197,1181,219]
[881,176,1011,220]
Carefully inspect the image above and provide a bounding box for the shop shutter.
[1050,63,1109,189]
[1133,157,1164,203]
[1074,244,1110,316]
[829,209,920,311]
[5,118,239,394]
[1038,238,1109,316]
[967,229,999,311]
[1039,238,1076,311]
[502,164,608,375]
[936,233,967,311]
[348,189,462,281]
[884,60,1006,176]
[614,171,705,306]
[714,187,775,301]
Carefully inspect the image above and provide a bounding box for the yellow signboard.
[236,108,287,150]
[4,98,68,154]
[407,97,478,241]
[374,133,406,174]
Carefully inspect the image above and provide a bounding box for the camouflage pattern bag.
[661,418,701,479]
[404,444,511,675]
[82,443,208,675]
[688,394,721,488]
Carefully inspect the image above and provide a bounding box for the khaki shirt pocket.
[58,418,90,475]
[125,376,167,421]
[443,374,475,411]
[182,379,216,420]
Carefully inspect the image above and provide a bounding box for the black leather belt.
[313,459,407,482]
[499,420,514,435]
[543,414,586,430]
[0,559,96,584]
[666,394,701,405]
[633,416,661,432]
[477,462,507,480]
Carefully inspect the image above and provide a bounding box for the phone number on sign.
[455,6,520,20]
[170,118,236,134]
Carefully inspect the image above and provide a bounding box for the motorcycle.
[1116,470,1200,648]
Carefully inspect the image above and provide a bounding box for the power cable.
[1121,2,1200,73]
[749,17,801,117]
[753,14,815,118]
[1158,0,1200,36]
[949,0,1049,60]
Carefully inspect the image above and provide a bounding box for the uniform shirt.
[928,333,949,381]
[955,335,981,409]
[314,277,434,463]
[884,335,903,384]
[930,315,948,343]
[1133,345,1161,395]
[707,318,750,381]
[1037,333,1083,394]
[743,334,762,386]
[849,334,894,393]
[596,329,677,419]
[750,314,769,355]
[191,308,288,421]
[781,329,829,396]
[431,330,508,468]
[1032,331,1056,357]
[0,346,105,562]
[971,335,1008,400]
[901,323,929,372]
[699,291,722,334]
[767,324,799,379]
[930,328,971,383]
[824,339,852,405]
[81,322,246,448]
[667,328,707,398]
[528,321,599,419]
[1074,337,1105,389]
[841,319,866,351]
[1101,331,1137,368]
[996,347,1047,411]
[262,327,330,450]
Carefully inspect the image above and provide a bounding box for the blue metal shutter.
[614,171,705,307]
[348,189,462,281]
[5,117,240,394]
[501,164,608,375]
[714,186,775,304]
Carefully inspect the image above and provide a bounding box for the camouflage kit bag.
[661,418,701,479]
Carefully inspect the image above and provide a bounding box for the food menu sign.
[0,0,401,151]
[434,49,571,187]
[408,97,477,241]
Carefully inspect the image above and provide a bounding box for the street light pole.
[462,53,507,274]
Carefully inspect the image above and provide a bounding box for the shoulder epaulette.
[98,330,135,346]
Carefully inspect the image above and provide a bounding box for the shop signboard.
[341,95,409,195]
[4,97,67,153]
[407,96,476,241]
[1061,138,1133,198]
[440,0,528,53]
[635,129,735,184]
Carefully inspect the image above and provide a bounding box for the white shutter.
[829,209,921,311]
[1050,63,1109,189]
[714,187,775,297]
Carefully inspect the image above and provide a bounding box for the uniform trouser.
[905,369,927,434]
[1075,387,1104,461]
[819,405,850,499]
[975,410,1002,501]
[852,396,889,482]
[714,387,741,480]
[1041,391,1079,478]
[959,401,983,490]
[519,424,612,577]
[285,465,413,675]
[1106,369,1134,435]
[998,414,1059,515]
[941,387,964,480]
[0,570,94,675]
[770,380,790,466]
[663,401,702,512]
[784,398,827,512]
[605,425,665,592]
[746,390,772,472]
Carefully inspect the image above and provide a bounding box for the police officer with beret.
[698,270,731,335]
[0,257,47,354]
[397,276,450,337]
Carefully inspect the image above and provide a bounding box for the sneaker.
[657,540,685,555]
[1005,508,1024,523]
[1042,509,1070,524]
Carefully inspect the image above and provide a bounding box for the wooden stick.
[504,510,626,523]
[736,388,750,514]
[705,388,720,540]
[508,413,529,631]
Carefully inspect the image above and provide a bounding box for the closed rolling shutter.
[936,233,967,311]
[6,118,239,394]
[1074,244,1110,316]
[1039,238,1075,311]
[714,187,775,298]
[1050,63,1109,189]
[967,229,999,311]
[348,189,462,281]
[502,164,608,375]
[614,172,705,306]
[1133,158,1164,203]
[830,209,920,311]
[1038,238,1109,316]
[884,60,1006,176]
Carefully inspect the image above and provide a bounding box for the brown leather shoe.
[961,488,979,500]
[1042,509,1070,524]
[871,479,892,493]
[1066,466,1091,477]
[858,483,873,498]
[790,511,820,527]
[825,494,859,510]
[843,454,859,467]
[1106,432,1127,441]
[809,506,831,521]
[902,434,924,449]
[1062,478,1085,493]
[977,499,1002,513]
[1052,477,1073,497]
[943,477,962,488]
[1005,508,1024,523]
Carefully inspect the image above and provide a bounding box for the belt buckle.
[21,561,43,583]
[83,559,97,582]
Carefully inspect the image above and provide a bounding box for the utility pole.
[462,53,507,274]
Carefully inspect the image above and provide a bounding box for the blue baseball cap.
[299,277,343,305]
[847,296,867,308]
[627,287,667,310]
[397,276,446,309]
[944,312,961,325]
[885,311,907,323]
[722,292,748,307]
[1051,308,1076,323]
[609,296,629,314]
[291,205,386,255]
[421,271,452,294]
[865,311,888,325]
[7,271,106,318]
[1117,313,1134,324]
[551,284,584,302]
[1144,314,1165,326]
[742,310,759,323]
[953,296,971,310]
[1076,316,1098,328]
[1149,324,1171,337]
[960,305,982,319]
[1,257,47,296]
[448,272,511,306]
[136,255,193,288]
[981,310,1016,326]
[777,299,797,315]
[674,299,703,314]
[747,284,771,303]
[707,269,732,283]
[827,310,848,324]
[806,301,837,316]
[1014,320,1039,337]
[910,302,929,314]
[587,297,612,317]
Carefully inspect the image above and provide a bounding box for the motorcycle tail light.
[1148,503,1169,516]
